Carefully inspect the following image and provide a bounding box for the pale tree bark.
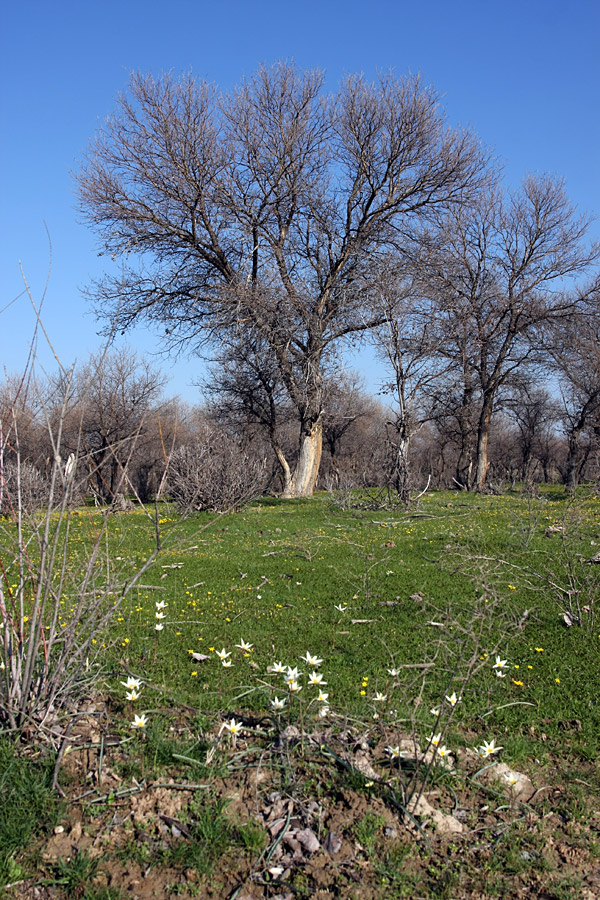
[283,421,323,498]
[474,396,494,490]
[273,443,293,496]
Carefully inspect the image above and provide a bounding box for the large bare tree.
[77,62,487,496]
[410,176,599,490]
[545,299,600,492]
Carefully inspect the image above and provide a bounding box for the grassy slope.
[3,488,600,898]
[90,489,600,760]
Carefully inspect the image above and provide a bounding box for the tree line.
[3,61,599,509]
[1,336,599,514]
[74,62,599,499]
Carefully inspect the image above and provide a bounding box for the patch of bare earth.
[8,710,600,900]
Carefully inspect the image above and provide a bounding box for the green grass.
[0,740,62,886]
[3,487,600,895]
[75,488,599,761]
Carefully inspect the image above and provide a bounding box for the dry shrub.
[165,423,268,512]
[0,363,162,744]
[0,459,49,515]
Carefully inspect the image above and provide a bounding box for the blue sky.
[2,0,599,403]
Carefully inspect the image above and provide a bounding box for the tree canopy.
[77,62,487,495]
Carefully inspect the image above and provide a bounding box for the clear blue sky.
[2,0,599,403]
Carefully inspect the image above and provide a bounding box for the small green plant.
[353,813,386,852]
[51,850,98,898]
[547,873,585,899]
[82,888,124,900]
[236,820,267,854]
[166,794,232,875]
[0,740,62,887]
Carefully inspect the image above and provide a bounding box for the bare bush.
[0,263,168,745]
[0,362,163,743]
[165,424,268,512]
[0,459,49,515]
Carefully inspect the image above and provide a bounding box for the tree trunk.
[455,449,473,490]
[474,400,494,491]
[563,431,585,495]
[392,435,411,505]
[453,384,476,489]
[282,421,323,498]
[273,443,292,496]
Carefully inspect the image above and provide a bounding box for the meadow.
[2,488,599,899]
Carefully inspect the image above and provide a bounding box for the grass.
[82,488,598,758]
[2,486,599,896]
[0,740,63,886]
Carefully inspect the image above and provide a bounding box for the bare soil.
[7,703,600,900]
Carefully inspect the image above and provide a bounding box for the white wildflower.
[476,739,503,758]
[302,652,323,667]
[131,714,148,729]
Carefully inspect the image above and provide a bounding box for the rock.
[282,834,301,853]
[352,750,379,780]
[267,817,287,836]
[296,828,320,853]
[324,831,342,854]
[479,762,536,802]
[408,794,464,835]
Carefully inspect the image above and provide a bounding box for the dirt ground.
[8,706,600,900]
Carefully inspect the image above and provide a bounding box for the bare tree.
[546,300,600,492]
[411,176,599,490]
[321,371,379,486]
[64,348,166,504]
[505,383,561,482]
[203,333,298,494]
[372,270,450,501]
[77,63,488,496]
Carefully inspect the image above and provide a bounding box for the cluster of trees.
[0,349,174,510]
[4,63,599,510]
[74,62,599,499]
[2,337,600,515]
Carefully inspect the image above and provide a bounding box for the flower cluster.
[121,676,147,729]
[155,600,168,631]
[265,651,330,716]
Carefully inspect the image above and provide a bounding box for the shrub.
[165,425,267,512]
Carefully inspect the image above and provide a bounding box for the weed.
[236,820,267,854]
[82,889,124,900]
[51,850,98,898]
[547,873,585,899]
[166,794,232,875]
[353,813,386,852]
[0,740,62,887]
